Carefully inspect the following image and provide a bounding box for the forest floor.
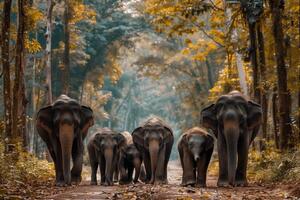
[45,160,299,200]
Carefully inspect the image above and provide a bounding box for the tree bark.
[256,22,268,140]
[272,88,279,149]
[12,0,28,147]
[269,0,293,150]
[248,22,261,103]
[62,0,70,94]
[45,0,55,104]
[1,0,13,152]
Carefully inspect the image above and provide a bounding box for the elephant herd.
[36,91,262,188]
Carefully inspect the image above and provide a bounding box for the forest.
[0,0,299,199]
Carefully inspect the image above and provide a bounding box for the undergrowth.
[248,144,300,183]
[0,142,56,199]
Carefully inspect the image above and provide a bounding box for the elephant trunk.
[224,125,239,186]
[149,140,159,183]
[104,148,114,185]
[59,123,74,185]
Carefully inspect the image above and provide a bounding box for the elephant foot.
[71,176,82,185]
[119,179,131,185]
[55,181,66,187]
[235,179,248,187]
[195,183,206,188]
[90,181,97,185]
[217,179,229,187]
[154,179,168,185]
[181,180,196,187]
[133,179,141,184]
[103,181,114,186]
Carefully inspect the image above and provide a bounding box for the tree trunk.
[272,88,279,149]
[45,0,55,104]
[62,0,70,94]
[256,22,268,141]
[12,0,28,148]
[1,0,13,152]
[269,0,293,150]
[248,22,261,103]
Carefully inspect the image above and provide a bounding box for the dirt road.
[46,161,297,200]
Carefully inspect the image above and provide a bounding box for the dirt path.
[46,161,297,200]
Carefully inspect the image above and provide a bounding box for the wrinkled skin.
[132,117,174,185]
[201,91,262,187]
[119,144,143,185]
[178,127,214,187]
[36,95,94,186]
[87,128,126,186]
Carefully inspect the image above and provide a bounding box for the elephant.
[118,131,143,185]
[87,128,126,186]
[178,127,214,187]
[36,95,94,186]
[201,91,262,187]
[132,117,174,185]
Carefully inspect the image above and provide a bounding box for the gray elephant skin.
[88,128,126,186]
[118,131,143,184]
[36,95,94,186]
[178,127,214,187]
[132,117,174,185]
[201,91,262,187]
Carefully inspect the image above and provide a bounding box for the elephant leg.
[88,147,98,185]
[217,131,229,187]
[155,145,167,184]
[133,161,141,183]
[52,138,64,186]
[100,155,106,185]
[71,138,83,184]
[181,148,196,187]
[236,134,249,186]
[127,165,134,183]
[113,154,120,182]
[119,155,128,185]
[196,148,213,187]
[163,138,173,183]
[143,151,152,183]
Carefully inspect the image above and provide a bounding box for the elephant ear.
[163,125,174,144]
[80,106,94,138]
[132,127,145,147]
[205,134,214,151]
[247,101,262,129]
[114,133,127,149]
[93,133,103,151]
[36,105,53,136]
[201,104,217,133]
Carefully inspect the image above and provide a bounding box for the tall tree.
[1,0,13,151]
[12,0,28,146]
[45,0,55,104]
[62,0,70,94]
[256,22,268,140]
[269,0,293,150]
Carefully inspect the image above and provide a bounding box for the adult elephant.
[36,95,94,186]
[201,91,262,187]
[132,117,174,185]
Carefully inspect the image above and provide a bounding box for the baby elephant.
[119,131,143,185]
[178,127,214,187]
[88,128,126,186]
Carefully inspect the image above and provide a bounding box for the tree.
[62,0,70,94]
[12,0,28,147]
[269,0,293,150]
[45,0,56,104]
[1,0,13,152]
